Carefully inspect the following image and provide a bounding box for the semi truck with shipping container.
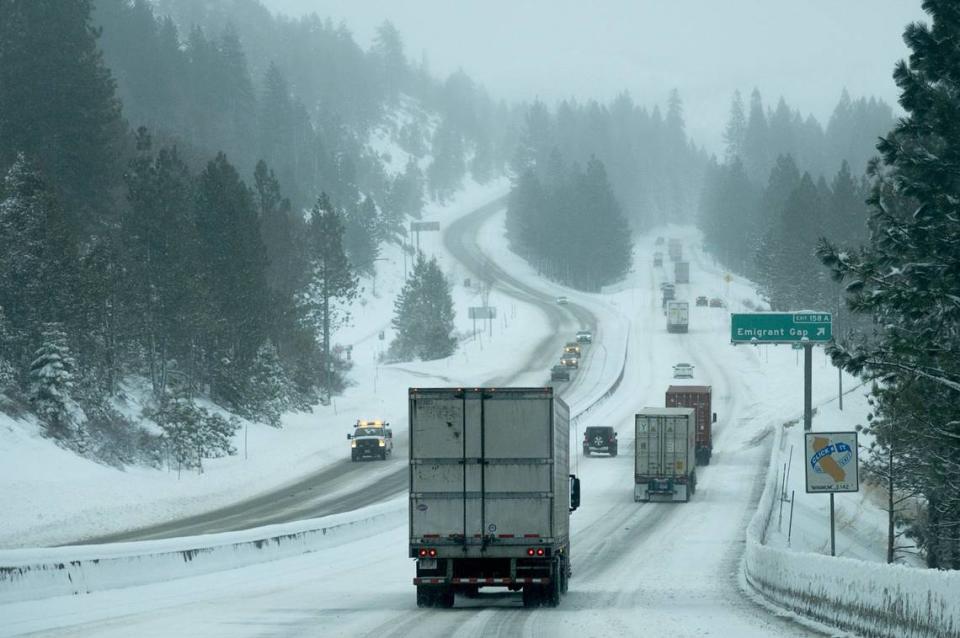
[674,261,689,284]
[409,387,581,608]
[665,385,715,465]
[666,300,689,333]
[634,407,697,502]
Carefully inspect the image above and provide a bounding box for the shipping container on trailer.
[634,407,697,502]
[408,387,580,609]
[665,386,715,465]
[666,300,689,333]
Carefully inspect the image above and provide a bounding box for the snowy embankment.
[0,497,405,606]
[743,414,960,638]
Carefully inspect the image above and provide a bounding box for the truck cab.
[348,419,393,461]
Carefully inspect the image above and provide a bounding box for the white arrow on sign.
[817,328,826,336]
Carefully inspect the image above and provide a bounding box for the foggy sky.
[263,0,925,153]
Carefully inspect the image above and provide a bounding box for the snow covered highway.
[74,193,616,545]
[0,211,843,637]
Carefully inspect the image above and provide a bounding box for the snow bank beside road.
[743,422,960,638]
[0,496,405,605]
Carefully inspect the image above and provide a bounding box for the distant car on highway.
[655,236,665,245]
[709,297,726,308]
[551,365,571,382]
[576,330,593,344]
[696,296,708,307]
[560,352,580,368]
[563,342,581,355]
[672,363,695,379]
[556,296,569,305]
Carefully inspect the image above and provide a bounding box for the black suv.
[583,426,617,457]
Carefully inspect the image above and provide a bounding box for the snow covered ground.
[0,178,519,548]
[0,192,945,637]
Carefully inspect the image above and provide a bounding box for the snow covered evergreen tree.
[152,399,239,472]
[28,323,78,436]
[243,340,292,428]
[818,0,960,569]
[303,193,358,403]
[0,154,78,365]
[0,306,17,395]
[344,194,380,276]
[390,254,457,361]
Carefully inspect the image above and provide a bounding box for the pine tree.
[343,194,381,275]
[390,254,456,361]
[124,132,201,400]
[195,152,270,404]
[371,20,407,100]
[723,91,747,162]
[0,154,78,360]
[742,89,770,183]
[0,306,17,395]
[152,399,239,472]
[577,157,633,289]
[817,0,960,569]
[243,339,291,428]
[303,193,358,403]
[427,119,466,202]
[0,0,124,232]
[29,323,78,435]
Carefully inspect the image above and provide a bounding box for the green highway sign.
[731,312,832,344]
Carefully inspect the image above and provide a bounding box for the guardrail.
[0,498,405,605]
[741,423,960,638]
[571,332,629,424]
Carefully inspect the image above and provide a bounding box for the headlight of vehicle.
[351,440,357,448]
[378,439,386,447]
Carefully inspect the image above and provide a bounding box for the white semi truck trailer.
[409,387,581,608]
[634,407,697,502]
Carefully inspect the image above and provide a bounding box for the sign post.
[731,312,832,431]
[804,431,859,556]
[469,306,497,339]
[410,221,440,254]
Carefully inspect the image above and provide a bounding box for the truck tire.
[610,447,618,457]
[381,450,387,460]
[583,447,590,457]
[544,561,561,607]
[437,587,455,608]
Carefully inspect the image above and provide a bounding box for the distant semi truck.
[665,385,715,465]
[666,300,689,333]
[634,407,697,502]
[409,387,581,608]
[668,238,682,262]
[674,261,689,284]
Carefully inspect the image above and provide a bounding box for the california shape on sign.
[804,431,859,493]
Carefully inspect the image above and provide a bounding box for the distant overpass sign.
[731,312,832,344]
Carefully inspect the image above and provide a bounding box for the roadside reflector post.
[788,490,795,546]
